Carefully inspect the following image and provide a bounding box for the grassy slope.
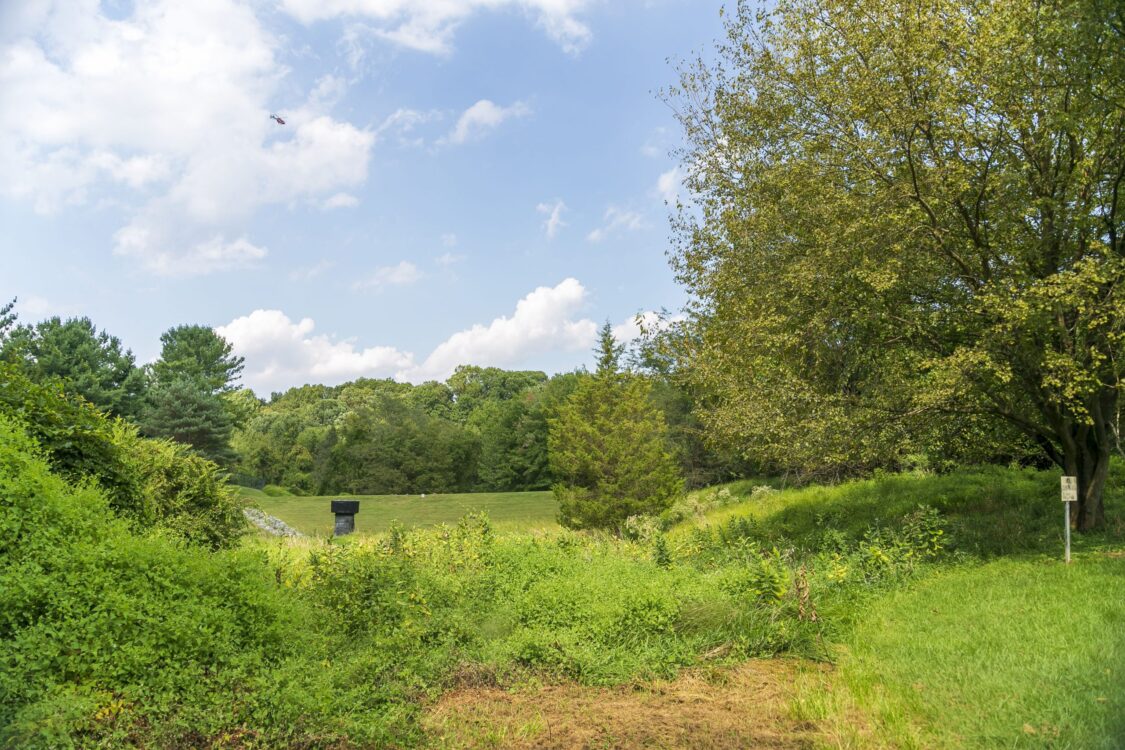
[674,468,1125,749]
[808,555,1125,749]
[673,465,1124,557]
[241,488,559,535]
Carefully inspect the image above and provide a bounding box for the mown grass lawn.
[241,487,559,535]
[799,553,1125,749]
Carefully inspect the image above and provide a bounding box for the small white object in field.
[421,493,426,498]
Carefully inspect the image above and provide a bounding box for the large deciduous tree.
[671,0,1124,529]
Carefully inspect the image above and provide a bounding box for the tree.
[447,365,548,422]
[0,298,15,344]
[548,325,682,531]
[671,0,1124,529]
[630,314,752,487]
[140,378,235,465]
[142,325,245,463]
[0,316,145,417]
[152,325,244,394]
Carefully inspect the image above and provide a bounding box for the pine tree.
[0,315,145,418]
[548,328,682,531]
[140,377,235,465]
[152,325,244,394]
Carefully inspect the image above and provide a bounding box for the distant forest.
[0,302,744,496]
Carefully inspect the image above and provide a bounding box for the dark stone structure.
[331,499,359,536]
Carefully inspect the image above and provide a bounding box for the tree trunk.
[1074,446,1108,532]
[1061,428,1110,532]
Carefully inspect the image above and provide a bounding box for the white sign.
[1061,476,1078,503]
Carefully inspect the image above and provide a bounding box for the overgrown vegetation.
[0,362,244,548]
[6,397,1120,746]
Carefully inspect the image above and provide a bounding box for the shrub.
[113,422,246,549]
[0,415,301,746]
[0,363,244,548]
[0,362,136,508]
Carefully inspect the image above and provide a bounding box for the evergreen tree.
[140,377,235,465]
[594,320,624,375]
[0,315,145,418]
[0,298,15,344]
[152,325,244,394]
[548,330,682,531]
[142,325,245,464]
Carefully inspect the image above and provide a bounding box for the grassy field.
[671,469,1125,749]
[796,555,1125,749]
[239,487,559,535]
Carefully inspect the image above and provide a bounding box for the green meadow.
[241,486,559,535]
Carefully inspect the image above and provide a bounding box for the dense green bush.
[114,423,246,549]
[0,416,296,746]
[0,363,244,548]
[0,415,457,747]
[0,362,136,508]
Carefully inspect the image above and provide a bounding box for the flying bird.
[270,113,286,125]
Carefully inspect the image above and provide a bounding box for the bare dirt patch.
[423,659,825,749]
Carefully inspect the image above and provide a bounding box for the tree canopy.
[670,0,1124,529]
[0,315,144,418]
[152,324,244,394]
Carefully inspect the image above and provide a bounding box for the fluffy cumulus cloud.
[217,310,415,394]
[220,278,600,391]
[280,0,595,56]
[444,99,531,145]
[402,278,596,381]
[0,0,375,276]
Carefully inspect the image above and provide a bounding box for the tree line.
[0,302,741,528]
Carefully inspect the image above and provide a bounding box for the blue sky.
[1,0,724,394]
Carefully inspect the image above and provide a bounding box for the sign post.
[1061,476,1077,563]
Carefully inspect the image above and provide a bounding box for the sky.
[0,0,725,395]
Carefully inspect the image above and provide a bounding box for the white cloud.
[536,199,567,239]
[220,278,601,391]
[402,278,596,381]
[280,0,595,56]
[352,260,424,291]
[217,309,415,394]
[586,206,645,242]
[655,167,682,204]
[113,230,267,277]
[444,99,531,145]
[376,107,442,146]
[1,0,375,275]
[441,233,458,247]
[322,192,359,209]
